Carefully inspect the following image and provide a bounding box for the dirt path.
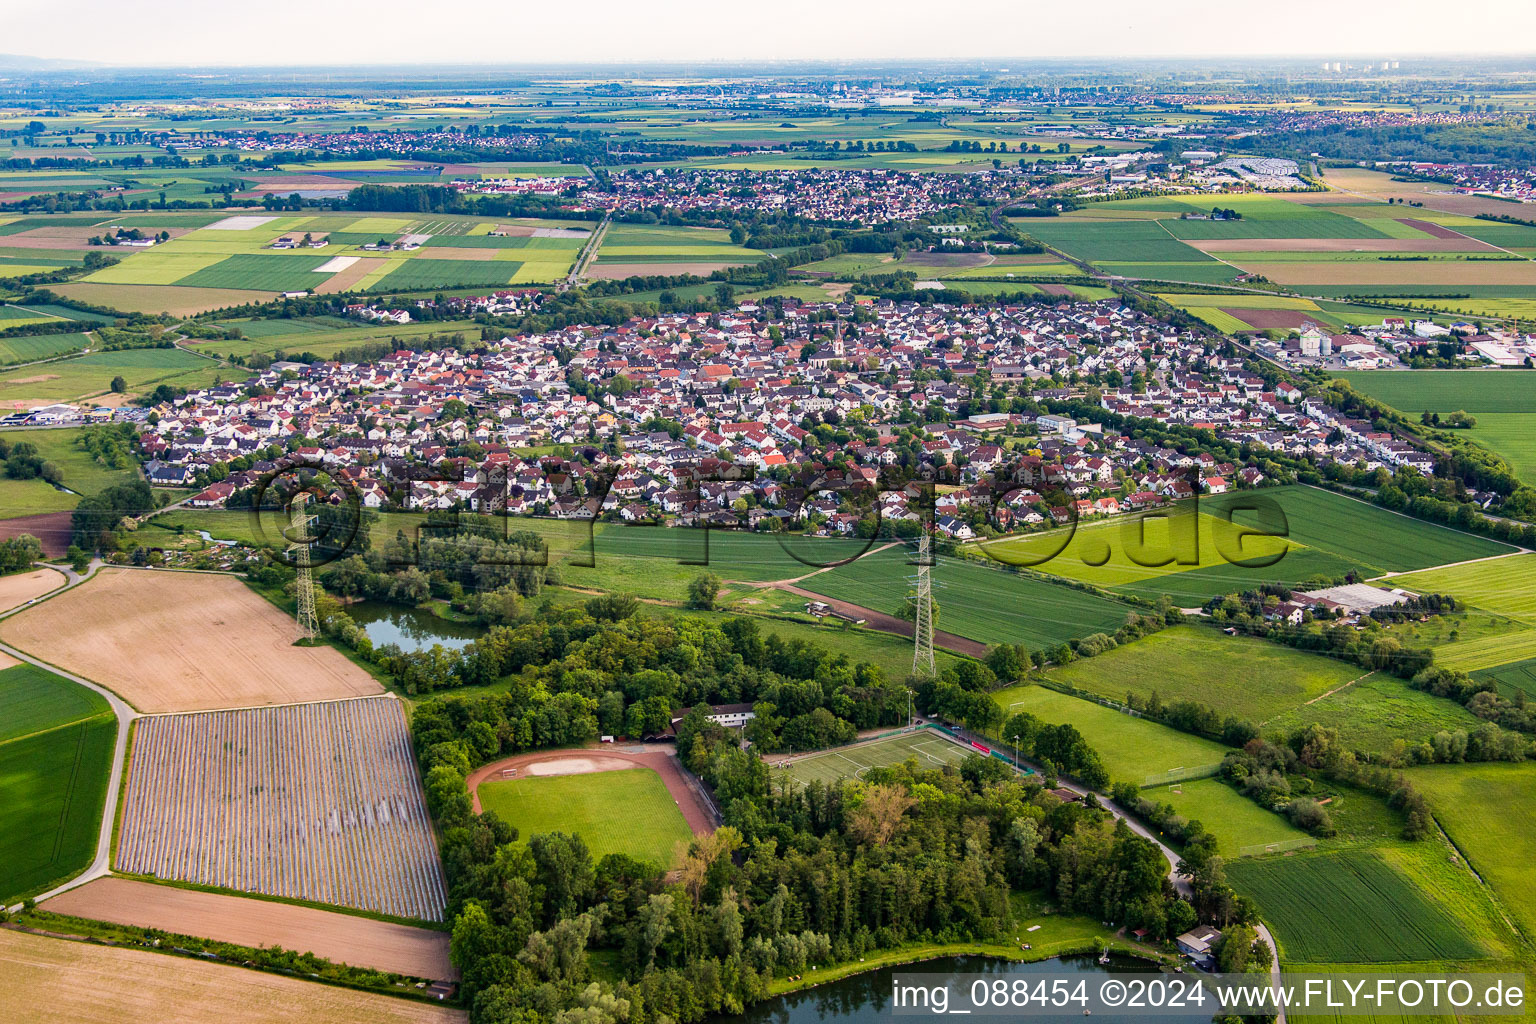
[465,746,719,836]
[1302,670,1375,706]
[723,541,900,588]
[772,582,989,659]
[1368,548,1529,581]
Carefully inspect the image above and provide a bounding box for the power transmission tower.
[290,493,319,642]
[911,530,935,678]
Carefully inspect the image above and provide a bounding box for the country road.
[1,559,139,915]
[934,723,1284,1017]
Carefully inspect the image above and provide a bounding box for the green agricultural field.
[1095,261,1240,285]
[0,347,238,403]
[778,729,975,788]
[209,315,354,339]
[1387,554,1536,627]
[192,318,482,360]
[1020,219,1216,264]
[476,765,694,869]
[1262,671,1482,753]
[1409,762,1536,939]
[596,223,767,265]
[670,603,963,682]
[1046,624,1362,722]
[972,485,1509,605]
[0,663,109,743]
[1154,778,1310,858]
[1360,553,1536,673]
[989,684,1231,786]
[1471,655,1536,699]
[176,253,337,291]
[1465,413,1536,485]
[1334,370,1536,415]
[0,664,115,905]
[0,426,142,495]
[800,544,1134,649]
[1332,371,1536,486]
[1225,850,1487,963]
[369,258,520,291]
[0,332,92,366]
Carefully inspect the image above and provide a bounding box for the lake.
[346,601,485,652]
[716,955,1210,1024]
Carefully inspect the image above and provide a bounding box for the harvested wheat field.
[0,929,464,1024]
[45,877,455,980]
[116,697,447,921]
[0,566,64,613]
[0,568,381,712]
[316,256,387,293]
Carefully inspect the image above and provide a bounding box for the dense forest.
[412,603,1253,1024]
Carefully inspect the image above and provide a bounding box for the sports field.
[1046,624,1362,722]
[1226,850,1487,964]
[477,766,694,868]
[776,729,974,788]
[0,663,115,905]
[1408,762,1536,940]
[990,684,1231,787]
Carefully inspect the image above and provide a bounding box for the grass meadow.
[1408,762,1536,940]
[1045,624,1362,722]
[0,347,242,403]
[1262,671,1482,753]
[989,684,1231,786]
[1154,778,1310,858]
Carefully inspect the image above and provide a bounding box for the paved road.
[934,721,1285,1015]
[1,560,140,914]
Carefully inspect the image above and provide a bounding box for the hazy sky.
[9,0,1536,67]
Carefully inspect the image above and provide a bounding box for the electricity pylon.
[911,529,935,677]
[290,493,319,642]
